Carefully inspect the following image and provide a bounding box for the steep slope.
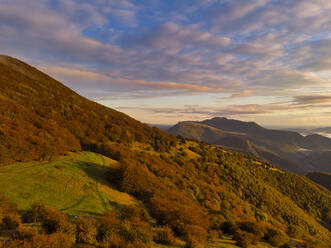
[0,55,330,246]
[0,55,174,165]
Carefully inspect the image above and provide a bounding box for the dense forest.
[0,55,330,247]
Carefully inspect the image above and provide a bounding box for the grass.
[0,152,139,216]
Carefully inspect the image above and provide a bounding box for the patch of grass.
[0,152,138,216]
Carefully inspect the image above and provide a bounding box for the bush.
[31,232,74,248]
[153,226,175,245]
[120,205,144,221]
[24,202,51,223]
[3,240,29,248]
[208,229,222,240]
[183,225,207,248]
[264,228,288,247]
[148,196,209,235]
[42,210,75,236]
[76,217,96,244]
[238,221,267,239]
[119,220,153,244]
[2,212,22,229]
[97,211,121,243]
[11,226,36,241]
[233,229,258,248]
[97,211,153,247]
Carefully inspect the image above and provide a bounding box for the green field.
[0,152,138,216]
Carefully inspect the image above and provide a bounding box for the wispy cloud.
[293,95,331,105]
[0,0,331,125]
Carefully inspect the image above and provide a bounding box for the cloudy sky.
[1,0,331,126]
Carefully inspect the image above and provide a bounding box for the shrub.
[96,211,121,243]
[97,211,153,247]
[3,240,29,248]
[97,235,128,248]
[120,205,144,221]
[208,229,222,240]
[75,217,96,244]
[42,210,75,237]
[31,232,74,248]
[128,240,151,248]
[183,225,207,248]
[119,220,153,244]
[2,212,22,229]
[25,203,75,238]
[24,202,51,223]
[11,226,36,241]
[238,221,267,239]
[264,228,288,247]
[0,193,18,215]
[233,229,258,248]
[148,196,209,235]
[153,226,175,245]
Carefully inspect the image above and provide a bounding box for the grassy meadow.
[0,152,138,216]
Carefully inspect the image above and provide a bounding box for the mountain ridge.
[0,55,330,247]
[168,117,331,173]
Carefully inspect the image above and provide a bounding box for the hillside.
[0,55,330,247]
[306,172,331,191]
[0,55,174,166]
[168,118,331,173]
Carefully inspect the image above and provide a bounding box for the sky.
[1,0,331,126]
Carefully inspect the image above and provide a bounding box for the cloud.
[230,90,254,98]
[118,103,290,117]
[293,95,331,105]
[122,22,231,50]
[1,0,331,126]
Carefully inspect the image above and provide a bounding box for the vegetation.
[0,55,176,166]
[0,55,330,247]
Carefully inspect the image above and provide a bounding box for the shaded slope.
[306,172,331,191]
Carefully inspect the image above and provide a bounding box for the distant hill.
[312,127,331,133]
[0,55,330,247]
[306,172,331,191]
[168,118,331,173]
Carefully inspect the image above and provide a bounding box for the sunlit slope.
[0,152,138,216]
[0,55,174,165]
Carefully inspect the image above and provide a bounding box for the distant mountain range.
[306,172,331,191]
[284,127,331,138]
[168,117,331,174]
